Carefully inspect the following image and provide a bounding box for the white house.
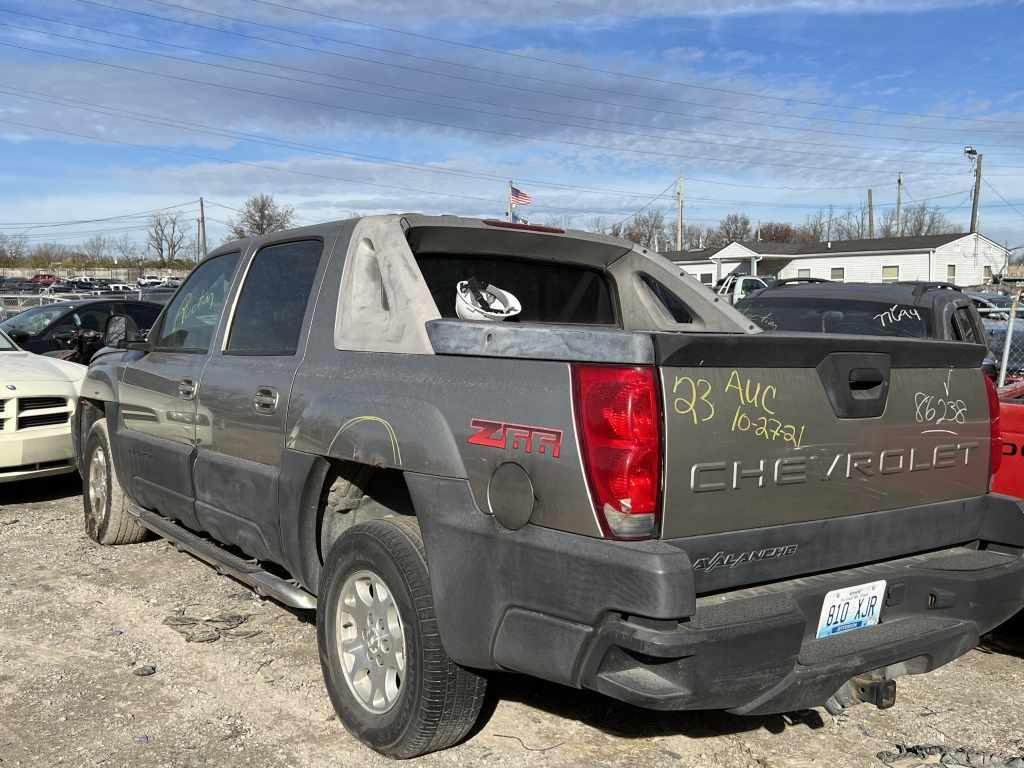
[666,232,1008,287]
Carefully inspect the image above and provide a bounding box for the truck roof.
[747,280,971,309]
[212,214,641,269]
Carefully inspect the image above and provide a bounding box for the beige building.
[666,232,1008,287]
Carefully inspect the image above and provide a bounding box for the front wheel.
[83,418,147,545]
[317,517,487,758]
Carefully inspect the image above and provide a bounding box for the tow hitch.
[825,675,897,714]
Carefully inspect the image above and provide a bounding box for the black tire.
[83,418,147,545]
[317,517,487,758]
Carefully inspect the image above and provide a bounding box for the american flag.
[510,186,533,206]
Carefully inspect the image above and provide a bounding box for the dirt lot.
[2,476,1024,768]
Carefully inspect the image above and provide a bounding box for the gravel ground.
[3,474,1024,768]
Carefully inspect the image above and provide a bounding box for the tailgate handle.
[849,367,885,398]
[817,353,891,419]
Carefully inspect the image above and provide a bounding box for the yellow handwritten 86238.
[672,375,715,425]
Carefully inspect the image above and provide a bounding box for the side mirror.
[103,314,139,348]
[8,329,29,346]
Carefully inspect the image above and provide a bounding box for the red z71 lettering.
[467,418,563,458]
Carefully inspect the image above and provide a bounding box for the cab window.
[152,253,240,352]
[226,240,323,356]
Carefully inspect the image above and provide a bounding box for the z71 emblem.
[467,418,563,458]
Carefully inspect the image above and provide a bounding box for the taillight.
[985,374,1002,481]
[572,365,662,540]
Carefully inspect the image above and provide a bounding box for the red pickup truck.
[993,381,1024,497]
[25,273,58,286]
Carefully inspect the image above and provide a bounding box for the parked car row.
[42,214,1024,759]
[0,297,163,483]
[1,274,184,295]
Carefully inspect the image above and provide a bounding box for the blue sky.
[1,0,1023,249]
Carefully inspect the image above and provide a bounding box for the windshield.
[739,297,933,338]
[0,304,70,336]
[0,329,15,350]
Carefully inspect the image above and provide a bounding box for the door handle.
[253,387,279,414]
[178,378,196,401]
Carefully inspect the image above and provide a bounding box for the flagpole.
[507,180,513,222]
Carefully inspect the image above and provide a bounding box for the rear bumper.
[581,545,1023,714]
[408,474,1024,714]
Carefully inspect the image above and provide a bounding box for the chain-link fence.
[0,288,160,321]
[978,299,1024,386]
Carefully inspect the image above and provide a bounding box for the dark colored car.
[0,298,161,355]
[737,280,986,344]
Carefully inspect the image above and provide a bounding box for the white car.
[0,329,85,483]
[136,275,163,288]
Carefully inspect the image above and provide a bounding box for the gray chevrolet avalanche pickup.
[74,214,1024,758]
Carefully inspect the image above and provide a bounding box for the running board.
[128,503,317,611]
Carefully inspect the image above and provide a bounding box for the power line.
[0,200,199,229]
[0,86,978,212]
[4,9,994,163]
[0,117,706,219]
[238,0,1024,130]
[4,19,974,169]
[608,179,678,230]
[4,38,1010,179]
[984,179,1024,223]
[72,0,1024,142]
[0,83,903,196]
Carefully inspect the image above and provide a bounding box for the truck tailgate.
[656,332,991,540]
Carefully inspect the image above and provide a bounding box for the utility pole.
[198,196,208,261]
[968,150,983,234]
[675,173,684,252]
[895,173,903,236]
[867,188,875,238]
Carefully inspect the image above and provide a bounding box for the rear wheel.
[83,418,147,545]
[317,517,487,758]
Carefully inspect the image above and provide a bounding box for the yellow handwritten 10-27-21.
[672,370,806,449]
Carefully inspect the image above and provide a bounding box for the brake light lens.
[572,365,662,539]
[985,374,1002,481]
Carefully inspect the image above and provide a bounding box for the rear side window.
[640,273,693,323]
[740,298,932,338]
[415,254,616,325]
[227,240,322,356]
[953,306,981,343]
[153,252,240,352]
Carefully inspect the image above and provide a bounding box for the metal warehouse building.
[666,232,1008,287]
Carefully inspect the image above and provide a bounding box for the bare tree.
[82,235,110,262]
[898,202,960,237]
[29,242,72,269]
[710,213,752,246]
[113,234,140,263]
[228,193,295,239]
[757,221,797,243]
[623,209,669,249]
[832,205,871,241]
[0,234,27,271]
[796,210,829,242]
[147,213,189,263]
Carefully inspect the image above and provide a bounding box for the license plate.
[815,580,887,639]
